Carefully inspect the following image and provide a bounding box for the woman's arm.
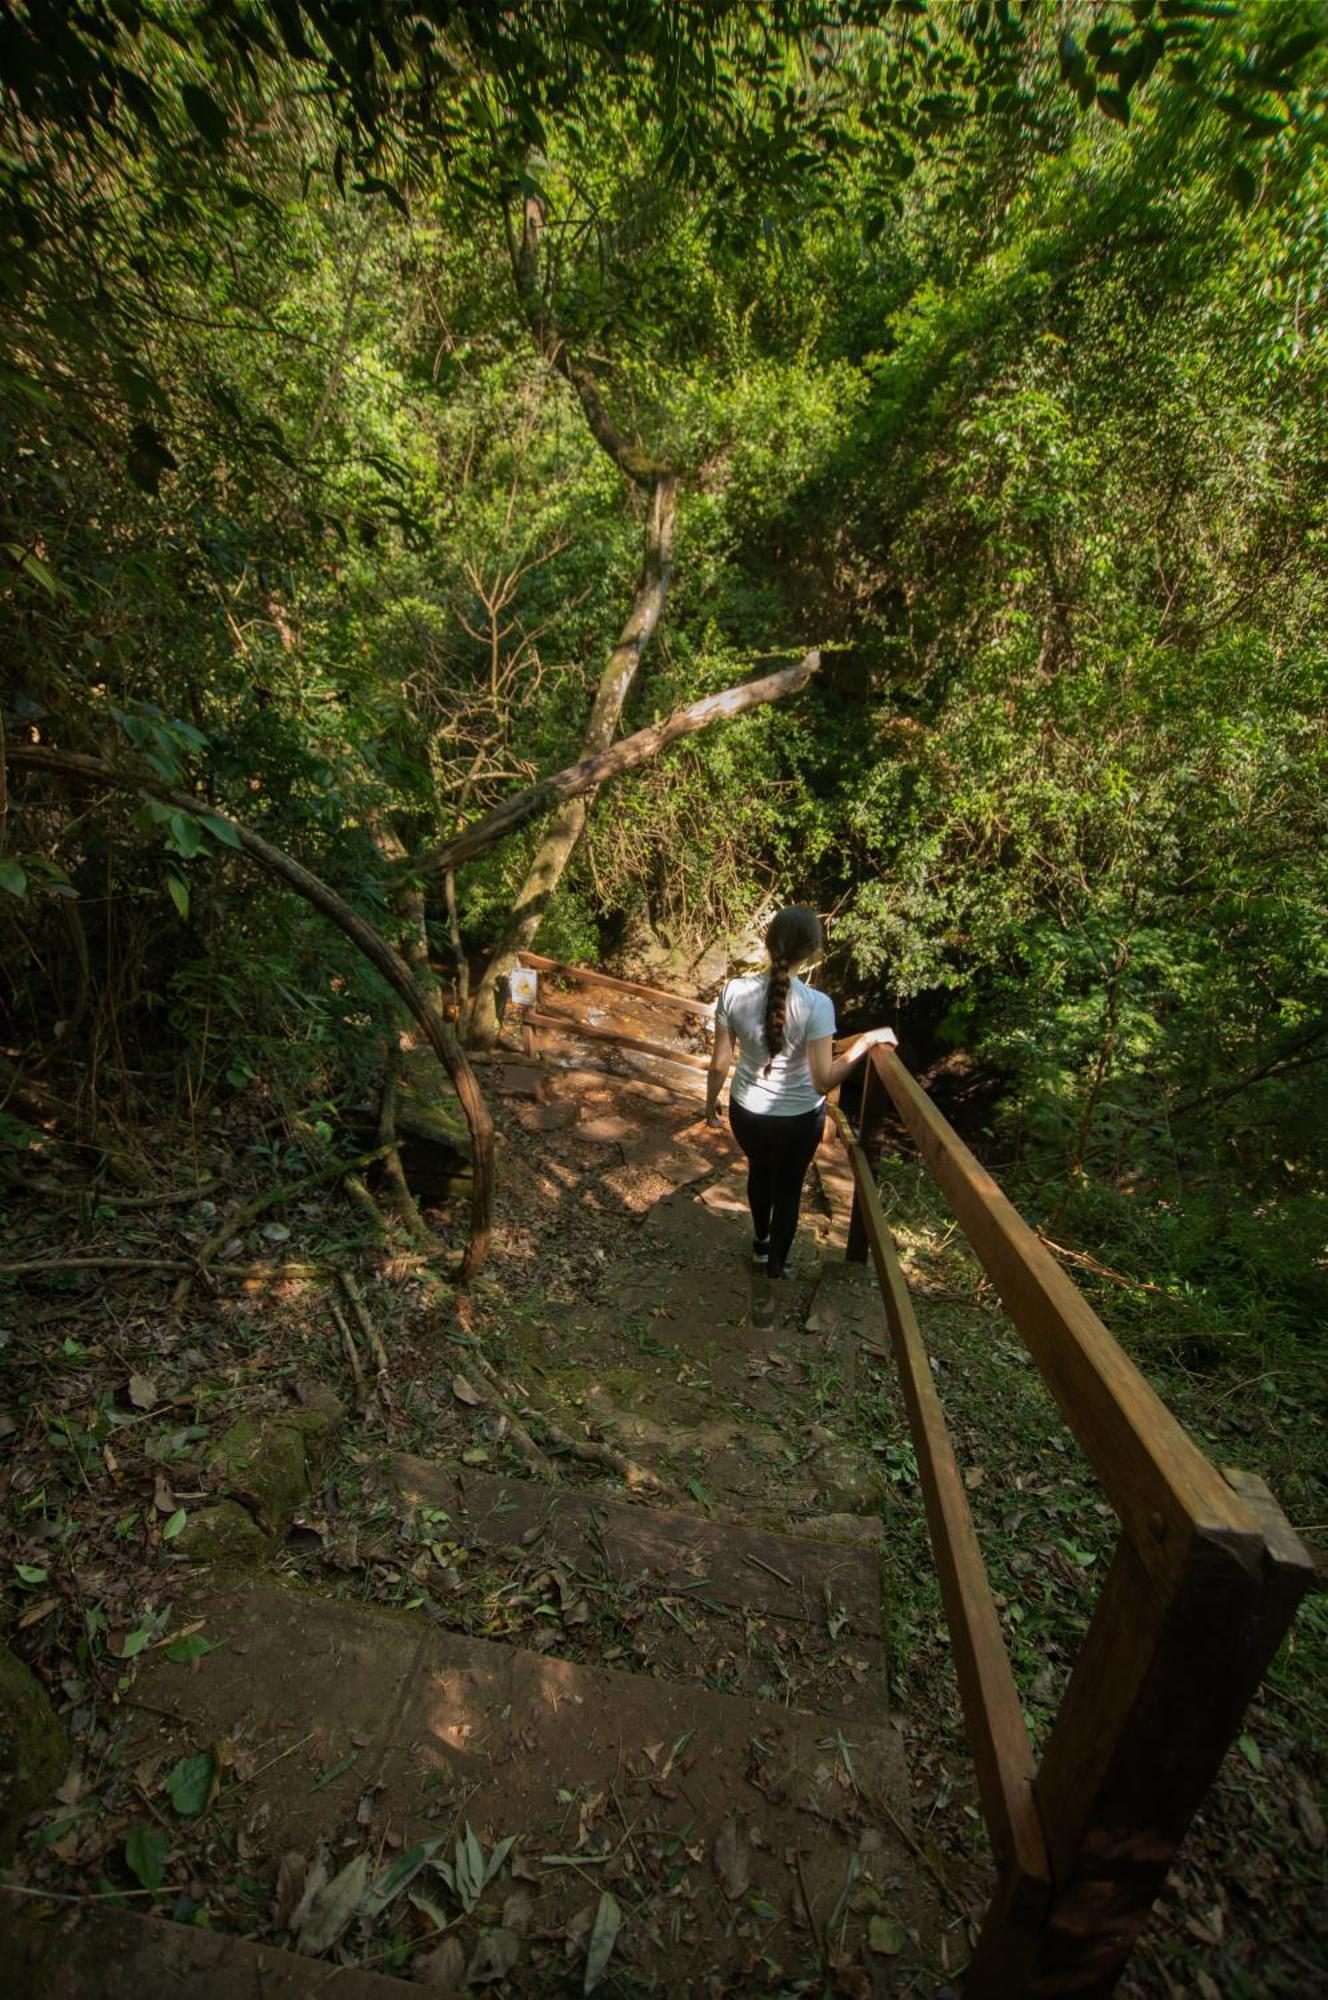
[807,1026,897,1098]
[704,1022,735,1125]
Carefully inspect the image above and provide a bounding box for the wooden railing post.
[845,1049,889,1263]
[971,1493,1312,1996]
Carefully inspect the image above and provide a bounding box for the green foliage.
[1,1,1324,1352]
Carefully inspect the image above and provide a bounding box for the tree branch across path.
[411,652,820,880]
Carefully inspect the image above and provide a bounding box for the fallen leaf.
[18,1596,58,1629]
[460,1447,489,1466]
[868,1914,907,1955]
[713,1818,751,1900]
[466,1927,521,1985]
[273,1850,307,1929]
[296,1849,369,1955]
[583,1889,621,1993]
[416,1935,466,1990]
[502,1886,534,1934]
[261,1221,291,1242]
[828,1958,871,1998]
[128,1374,158,1411]
[124,1823,169,1890]
[55,1765,83,1807]
[153,1473,176,1513]
[165,1749,214,1817]
[451,1373,483,1406]
[964,1465,985,1490]
[1293,1771,1325,1849]
[361,1838,444,1918]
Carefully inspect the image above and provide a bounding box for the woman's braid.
[760,905,824,1076]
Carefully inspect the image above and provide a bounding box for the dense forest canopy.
[2,3,1325,1337]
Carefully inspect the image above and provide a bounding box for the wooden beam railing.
[512,950,712,1075]
[843,1049,1313,1996]
[515,950,715,1026]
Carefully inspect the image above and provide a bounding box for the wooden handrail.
[842,1048,1313,1997]
[523,1009,709,1071]
[831,1104,1050,1912]
[865,1049,1259,1595]
[516,950,715,1025]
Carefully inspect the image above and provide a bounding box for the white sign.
[508,965,539,1008]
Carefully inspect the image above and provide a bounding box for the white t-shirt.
[716,973,836,1117]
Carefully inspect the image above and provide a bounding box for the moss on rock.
[809,1442,887,1515]
[201,1387,345,1541]
[175,1499,270,1565]
[0,1642,66,1861]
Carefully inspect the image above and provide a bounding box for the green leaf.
[361,1838,443,1918]
[1238,1733,1262,1771]
[124,1822,170,1890]
[15,1562,47,1583]
[162,1508,188,1539]
[312,1748,358,1790]
[164,1633,214,1663]
[181,83,230,150]
[165,873,190,919]
[354,174,409,219]
[118,1627,153,1659]
[201,812,242,849]
[168,812,204,860]
[127,422,179,495]
[583,1889,622,1992]
[166,1749,214,1817]
[868,1914,907,1955]
[1230,161,1257,209]
[3,546,71,598]
[0,859,29,898]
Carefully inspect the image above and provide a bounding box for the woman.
[701,906,897,1279]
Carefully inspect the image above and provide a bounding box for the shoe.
[752,1238,770,1268]
[766,1264,792,1282]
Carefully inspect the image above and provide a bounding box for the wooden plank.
[869,1050,1262,1592]
[525,1009,710,1070]
[846,1047,889,1264]
[517,950,715,1024]
[830,1108,1050,1901]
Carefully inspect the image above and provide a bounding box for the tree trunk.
[466,472,677,1045]
[10,746,496,1279]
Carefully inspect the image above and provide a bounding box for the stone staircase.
[5,1064,950,1994]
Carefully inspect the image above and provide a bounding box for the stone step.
[390,1456,889,1723]
[393,1458,884,1634]
[111,1580,939,1992]
[1,1905,420,1999]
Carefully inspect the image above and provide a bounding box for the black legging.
[728,1099,825,1278]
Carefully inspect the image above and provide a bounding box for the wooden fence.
[842,1048,1313,1995]
[509,954,1312,1993]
